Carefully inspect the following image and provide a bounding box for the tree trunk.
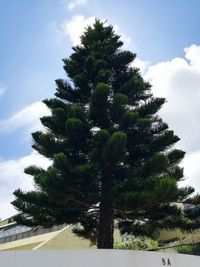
[97,174,113,249]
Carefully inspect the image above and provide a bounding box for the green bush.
[177,243,200,256]
[114,237,158,251]
[177,245,193,255]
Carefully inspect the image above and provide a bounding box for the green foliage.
[177,245,193,255]
[12,19,200,249]
[90,83,110,126]
[104,132,127,164]
[114,237,158,251]
[177,243,200,256]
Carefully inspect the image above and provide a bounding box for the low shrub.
[114,237,158,251]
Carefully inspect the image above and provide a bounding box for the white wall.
[0,250,199,267]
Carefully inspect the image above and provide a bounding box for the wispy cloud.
[0,83,5,97]
[0,101,50,134]
[0,102,51,219]
[67,0,89,10]
[0,151,51,220]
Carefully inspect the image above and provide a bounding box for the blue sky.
[1,0,200,219]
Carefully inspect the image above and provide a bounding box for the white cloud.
[61,15,96,46]
[144,44,200,154]
[0,102,51,220]
[0,101,50,134]
[131,58,150,76]
[113,24,132,49]
[184,44,200,68]
[135,44,200,194]
[180,150,200,193]
[60,15,132,48]
[0,151,50,220]
[67,0,89,10]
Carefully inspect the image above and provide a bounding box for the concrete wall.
[37,226,95,249]
[0,250,199,267]
[0,224,123,251]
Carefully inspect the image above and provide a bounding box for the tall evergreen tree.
[12,20,200,249]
